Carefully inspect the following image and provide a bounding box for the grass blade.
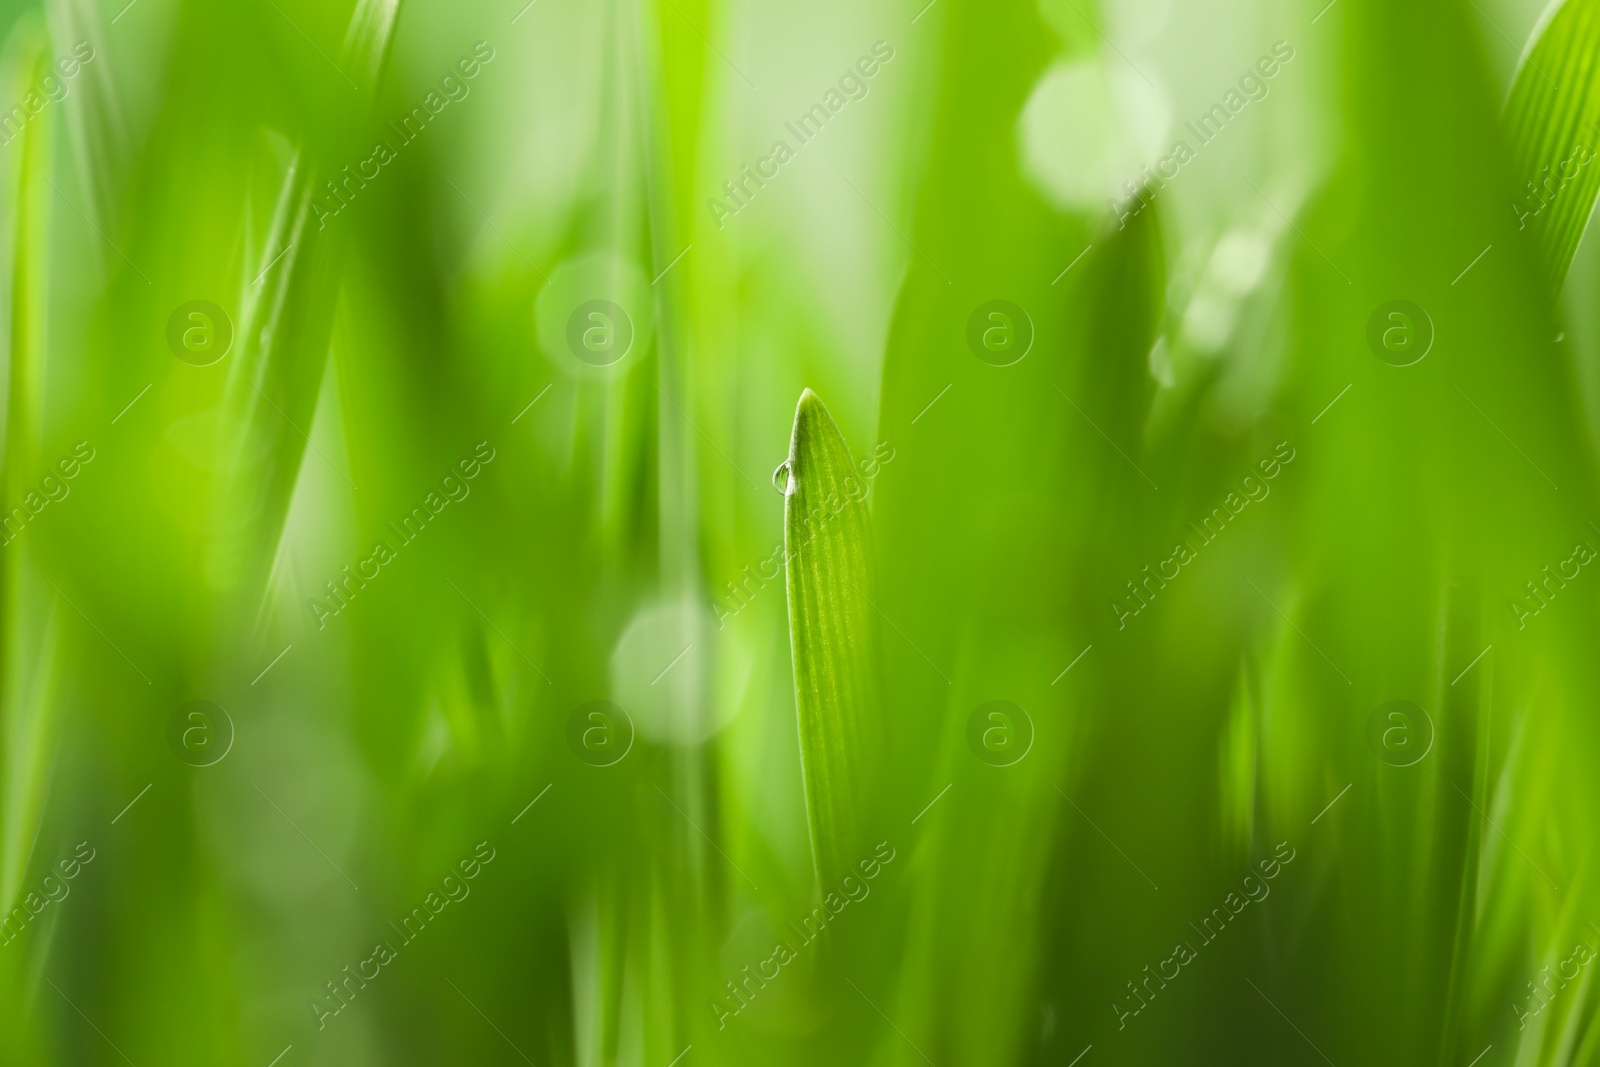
[0,19,54,908]
[209,0,403,593]
[1504,0,1600,289]
[783,388,880,889]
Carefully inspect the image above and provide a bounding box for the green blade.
[0,19,53,909]
[208,0,404,596]
[1504,0,1600,290]
[782,388,880,889]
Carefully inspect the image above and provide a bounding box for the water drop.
[772,460,793,496]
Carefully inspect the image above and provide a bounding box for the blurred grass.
[0,0,1598,1064]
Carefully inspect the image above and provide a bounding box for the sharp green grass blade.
[1505,0,1600,290]
[782,388,880,889]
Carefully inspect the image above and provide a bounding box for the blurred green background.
[2,0,1600,1063]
